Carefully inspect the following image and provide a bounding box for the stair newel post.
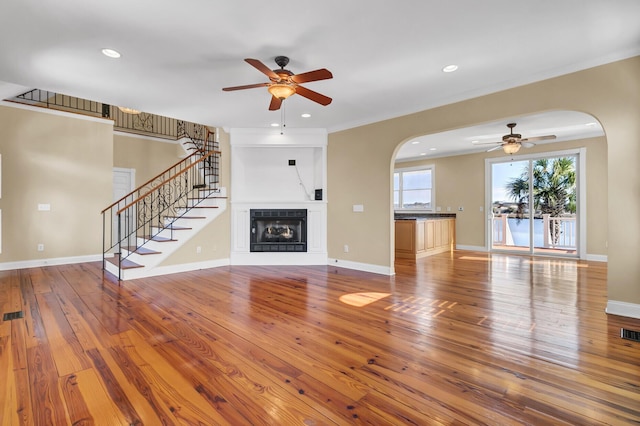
[117,211,122,281]
[102,209,106,270]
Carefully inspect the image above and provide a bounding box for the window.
[394,166,434,210]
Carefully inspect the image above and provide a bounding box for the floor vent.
[621,328,640,342]
[2,311,24,321]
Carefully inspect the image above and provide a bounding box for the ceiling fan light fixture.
[118,106,141,114]
[502,143,521,154]
[268,83,296,100]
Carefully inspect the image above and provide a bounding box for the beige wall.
[328,56,639,305]
[397,136,608,255]
[113,133,182,186]
[0,106,113,262]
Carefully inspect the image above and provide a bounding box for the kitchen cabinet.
[395,218,455,259]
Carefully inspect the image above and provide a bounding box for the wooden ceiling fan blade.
[295,85,332,106]
[245,58,280,80]
[521,135,556,142]
[269,96,282,111]
[290,68,333,84]
[222,82,269,91]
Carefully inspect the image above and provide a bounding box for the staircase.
[102,125,226,280]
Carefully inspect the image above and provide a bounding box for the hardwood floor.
[1,251,639,425]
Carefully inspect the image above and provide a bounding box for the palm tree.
[505,157,576,244]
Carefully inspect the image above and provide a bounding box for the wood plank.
[36,292,92,377]
[10,318,33,426]
[27,344,68,425]
[85,348,143,425]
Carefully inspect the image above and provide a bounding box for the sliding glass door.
[489,153,579,256]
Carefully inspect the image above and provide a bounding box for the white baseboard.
[606,300,640,320]
[0,254,103,271]
[120,258,231,280]
[586,254,608,262]
[455,245,488,252]
[327,258,394,276]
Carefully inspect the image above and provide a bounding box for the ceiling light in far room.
[429,147,437,151]
[442,64,458,73]
[301,113,311,118]
[411,141,420,145]
[118,106,141,114]
[502,143,521,155]
[270,123,280,127]
[420,152,427,156]
[101,48,121,58]
[268,83,296,100]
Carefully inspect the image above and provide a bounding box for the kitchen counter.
[394,213,456,220]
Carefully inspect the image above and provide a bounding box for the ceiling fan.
[222,56,333,111]
[472,122,556,154]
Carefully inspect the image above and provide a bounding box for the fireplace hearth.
[250,209,307,252]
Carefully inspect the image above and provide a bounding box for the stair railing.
[102,126,220,279]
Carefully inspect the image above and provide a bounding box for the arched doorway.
[391,111,605,267]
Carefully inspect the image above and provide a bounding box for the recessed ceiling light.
[270,123,280,127]
[411,141,420,145]
[442,64,458,73]
[429,148,437,151]
[472,140,479,143]
[101,48,121,58]
[420,152,427,156]
[301,113,311,118]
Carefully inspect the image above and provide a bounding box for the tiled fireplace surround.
[230,128,327,265]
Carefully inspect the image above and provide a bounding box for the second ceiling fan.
[222,56,333,111]
[473,123,556,154]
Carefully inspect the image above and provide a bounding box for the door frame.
[112,167,136,246]
[484,147,587,259]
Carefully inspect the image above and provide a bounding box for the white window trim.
[394,164,436,212]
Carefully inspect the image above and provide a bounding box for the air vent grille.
[2,311,24,321]
[621,328,640,342]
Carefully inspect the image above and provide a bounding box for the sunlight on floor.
[339,292,391,307]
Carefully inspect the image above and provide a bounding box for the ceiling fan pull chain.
[280,101,286,135]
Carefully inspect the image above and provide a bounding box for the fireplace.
[250,209,307,252]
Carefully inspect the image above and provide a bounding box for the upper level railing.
[6,88,202,141]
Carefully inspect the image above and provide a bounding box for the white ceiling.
[0,0,638,140]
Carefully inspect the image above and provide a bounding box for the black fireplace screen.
[250,209,307,252]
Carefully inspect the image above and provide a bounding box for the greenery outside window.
[394,165,434,211]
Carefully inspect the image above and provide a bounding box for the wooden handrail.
[116,150,221,215]
[102,125,215,213]
[101,150,201,213]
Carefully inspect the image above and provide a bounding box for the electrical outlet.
[447,206,451,212]
[37,243,44,251]
[196,246,201,254]
[458,206,464,211]
[344,244,349,253]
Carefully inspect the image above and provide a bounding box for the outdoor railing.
[492,214,576,249]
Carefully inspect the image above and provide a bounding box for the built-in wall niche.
[230,128,327,204]
[233,146,323,202]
